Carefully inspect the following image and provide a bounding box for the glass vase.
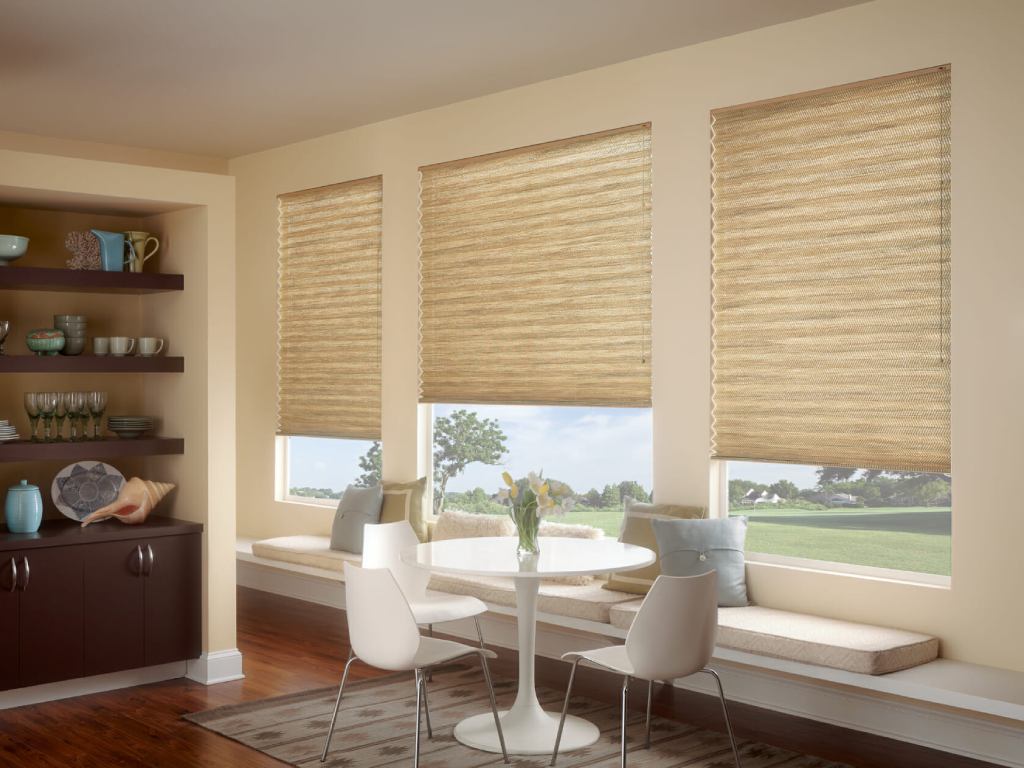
[512,508,540,558]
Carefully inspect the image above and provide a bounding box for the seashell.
[79,477,175,527]
[65,230,101,270]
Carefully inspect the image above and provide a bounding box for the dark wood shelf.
[0,515,201,552]
[0,437,184,463]
[0,266,183,294]
[0,355,184,373]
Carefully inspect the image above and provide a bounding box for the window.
[710,67,951,576]
[433,404,652,536]
[282,436,379,505]
[726,461,951,577]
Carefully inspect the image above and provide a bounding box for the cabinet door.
[83,541,146,676]
[0,555,19,691]
[18,546,84,687]
[144,534,201,666]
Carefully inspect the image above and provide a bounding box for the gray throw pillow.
[330,484,384,554]
[650,517,749,607]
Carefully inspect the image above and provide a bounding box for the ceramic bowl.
[0,235,29,266]
[61,338,85,356]
[54,315,86,323]
[26,328,65,355]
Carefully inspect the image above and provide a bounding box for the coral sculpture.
[65,231,101,270]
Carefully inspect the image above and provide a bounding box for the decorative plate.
[51,461,125,522]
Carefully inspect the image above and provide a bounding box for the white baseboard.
[0,662,186,710]
[239,559,1024,767]
[186,648,245,685]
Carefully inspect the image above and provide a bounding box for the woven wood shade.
[711,67,951,472]
[277,176,382,439]
[419,124,652,406]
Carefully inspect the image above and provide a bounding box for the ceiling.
[0,0,864,159]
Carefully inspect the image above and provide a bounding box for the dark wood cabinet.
[0,517,201,692]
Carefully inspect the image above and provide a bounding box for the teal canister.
[5,479,43,533]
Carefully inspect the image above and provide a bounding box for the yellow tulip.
[509,484,519,499]
[502,471,514,487]
[539,482,549,496]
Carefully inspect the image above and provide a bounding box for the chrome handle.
[6,558,14,593]
[135,545,144,577]
[145,544,155,577]
[19,557,29,591]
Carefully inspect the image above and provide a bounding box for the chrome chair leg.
[644,679,654,749]
[550,656,581,766]
[474,615,487,649]
[426,624,434,682]
[479,653,510,764]
[414,669,424,768]
[320,650,357,762]
[620,675,630,768]
[421,668,433,739]
[703,668,741,768]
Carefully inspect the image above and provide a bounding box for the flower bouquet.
[498,470,575,557]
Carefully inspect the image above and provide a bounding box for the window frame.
[274,435,356,509]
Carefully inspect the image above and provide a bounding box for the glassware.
[23,392,40,442]
[54,393,69,441]
[67,392,85,442]
[87,391,108,440]
[38,392,58,442]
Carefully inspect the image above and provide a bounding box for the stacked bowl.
[107,415,153,439]
[54,314,87,356]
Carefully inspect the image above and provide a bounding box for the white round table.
[402,536,655,755]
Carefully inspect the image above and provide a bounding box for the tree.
[582,488,602,507]
[600,483,621,508]
[433,409,507,513]
[617,481,650,503]
[816,467,858,487]
[355,441,382,487]
[769,479,799,501]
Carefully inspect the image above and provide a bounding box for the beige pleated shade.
[419,124,652,406]
[277,176,382,439]
[711,66,951,473]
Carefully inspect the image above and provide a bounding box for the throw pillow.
[538,520,604,586]
[651,516,749,607]
[603,498,706,594]
[433,508,514,541]
[380,477,429,542]
[329,484,384,554]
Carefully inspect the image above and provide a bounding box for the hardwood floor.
[0,587,1002,767]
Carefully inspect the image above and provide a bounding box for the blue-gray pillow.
[330,484,384,554]
[651,517,749,607]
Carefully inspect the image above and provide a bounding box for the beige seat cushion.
[429,573,637,624]
[433,508,514,540]
[251,535,359,574]
[608,601,938,675]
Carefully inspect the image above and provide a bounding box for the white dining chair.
[550,571,741,768]
[320,563,509,766]
[363,521,489,647]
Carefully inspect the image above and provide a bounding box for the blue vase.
[5,479,43,533]
[90,229,127,272]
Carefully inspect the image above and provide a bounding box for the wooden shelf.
[0,516,202,552]
[0,266,183,294]
[0,355,184,373]
[0,437,184,463]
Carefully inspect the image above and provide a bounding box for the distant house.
[740,489,784,505]
[829,492,859,507]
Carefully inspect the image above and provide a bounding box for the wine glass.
[87,391,108,440]
[54,393,69,441]
[38,392,58,442]
[67,392,85,441]
[24,392,40,442]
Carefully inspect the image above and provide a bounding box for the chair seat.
[409,590,487,625]
[415,636,496,668]
[563,644,635,677]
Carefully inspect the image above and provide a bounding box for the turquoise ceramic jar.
[5,479,43,533]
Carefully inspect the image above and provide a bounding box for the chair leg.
[703,668,741,768]
[644,679,653,749]
[426,624,433,682]
[413,669,424,768]
[479,653,510,764]
[550,656,582,766]
[474,615,486,649]
[421,669,433,739]
[620,675,631,768]
[320,650,357,762]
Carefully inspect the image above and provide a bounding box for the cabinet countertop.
[0,516,202,552]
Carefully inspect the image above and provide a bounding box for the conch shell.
[80,477,175,527]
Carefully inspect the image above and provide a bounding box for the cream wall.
[231,0,1024,672]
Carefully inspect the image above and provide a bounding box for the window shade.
[711,67,950,473]
[419,123,652,407]
[277,176,382,440]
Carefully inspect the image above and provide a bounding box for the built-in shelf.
[0,355,184,373]
[0,437,184,463]
[0,266,183,294]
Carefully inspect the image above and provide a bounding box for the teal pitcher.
[90,229,132,272]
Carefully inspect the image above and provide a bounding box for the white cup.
[110,337,136,357]
[93,337,110,356]
[138,337,165,357]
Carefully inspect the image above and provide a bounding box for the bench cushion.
[251,535,360,574]
[608,601,938,675]
[428,573,637,624]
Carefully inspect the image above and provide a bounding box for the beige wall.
[0,150,237,654]
[231,0,1024,672]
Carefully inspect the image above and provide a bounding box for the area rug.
[185,662,851,767]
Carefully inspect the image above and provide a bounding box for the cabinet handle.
[19,557,29,592]
[6,558,14,593]
[144,544,155,577]
[135,545,144,577]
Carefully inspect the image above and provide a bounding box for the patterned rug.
[185,662,851,767]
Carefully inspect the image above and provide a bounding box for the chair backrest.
[362,521,430,600]
[625,571,718,680]
[343,563,421,671]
